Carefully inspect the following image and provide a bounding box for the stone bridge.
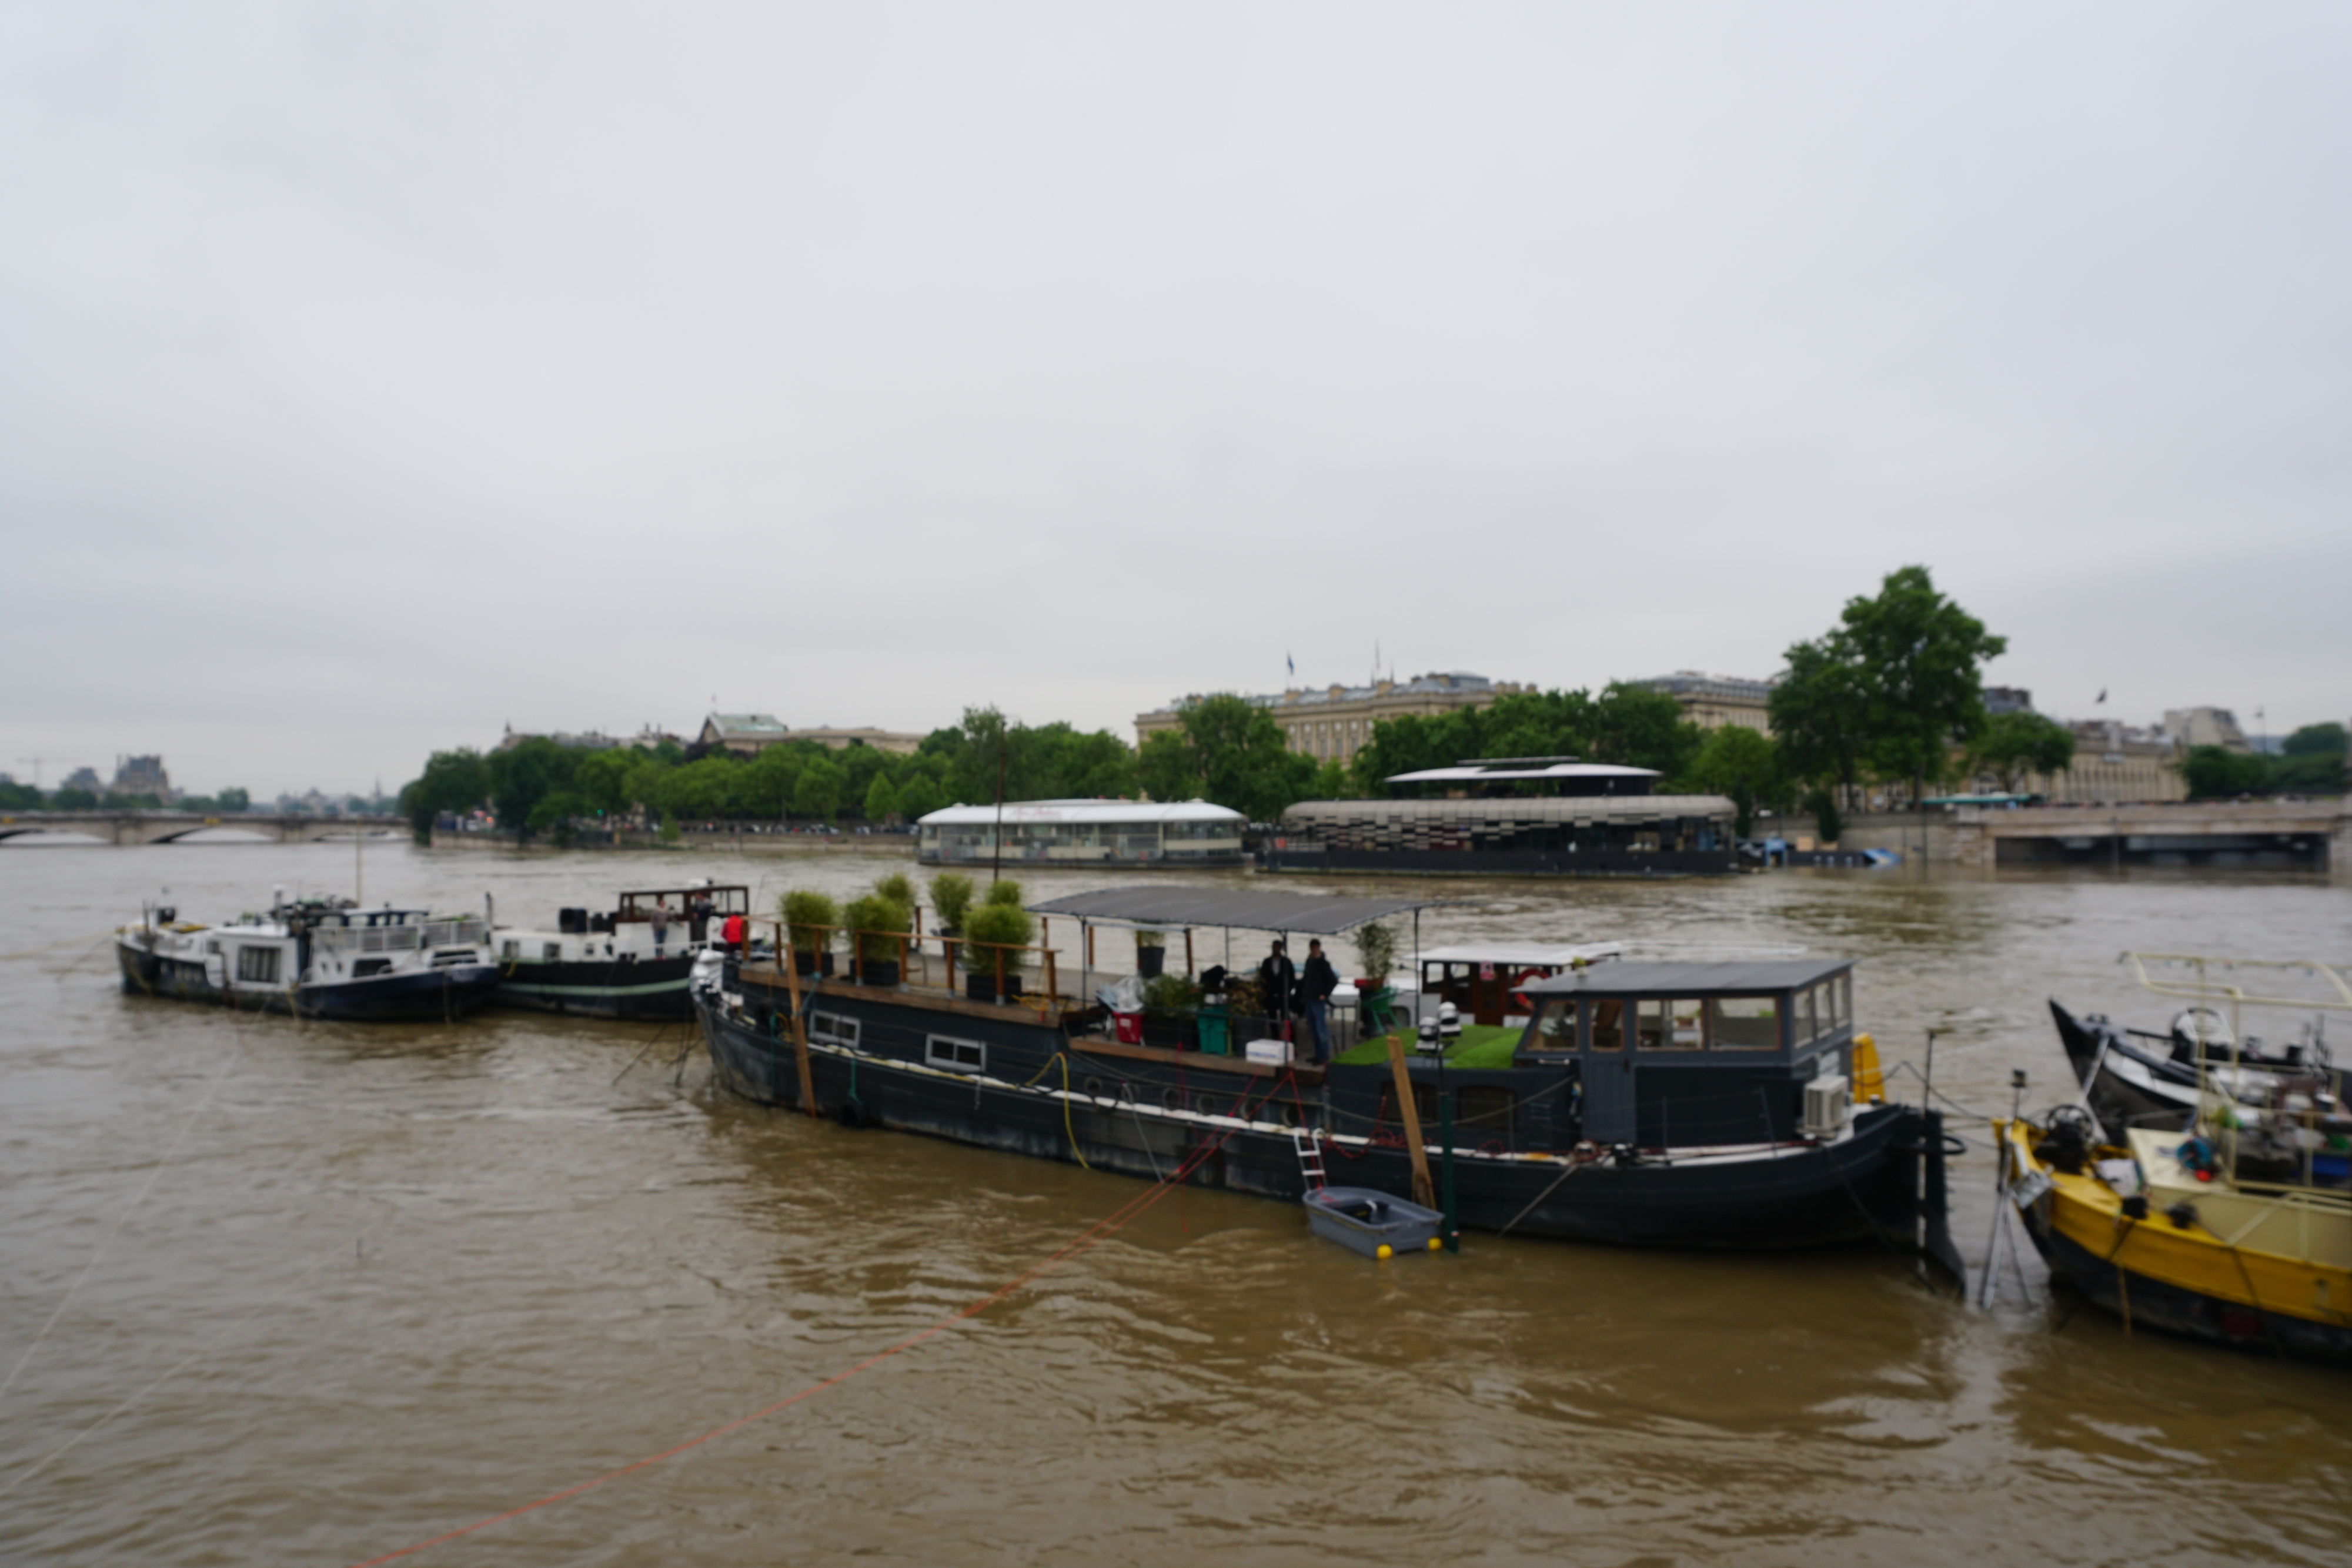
[1950,798,2351,873]
[0,811,411,847]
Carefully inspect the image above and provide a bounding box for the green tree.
[399,748,489,838]
[0,780,43,810]
[1586,682,1704,777]
[1842,566,2007,804]
[527,788,590,845]
[2282,723,2347,757]
[1307,760,1350,800]
[2268,725,2346,794]
[51,786,98,810]
[1971,710,2076,794]
[793,757,842,821]
[483,738,577,841]
[573,750,635,817]
[666,756,743,820]
[897,772,944,821]
[2180,745,2270,800]
[1137,694,1315,821]
[1769,638,1872,838]
[217,787,250,813]
[864,773,900,823]
[1687,726,1787,838]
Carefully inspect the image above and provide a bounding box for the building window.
[926,1035,984,1070]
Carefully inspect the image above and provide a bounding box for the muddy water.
[2,840,2347,1566]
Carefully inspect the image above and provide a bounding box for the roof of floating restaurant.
[918,799,1244,827]
[1520,959,1852,997]
[1384,762,1660,784]
[1027,887,1438,935]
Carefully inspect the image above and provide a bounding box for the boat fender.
[2164,1201,2199,1230]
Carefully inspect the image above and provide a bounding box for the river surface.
[2,839,2347,1566]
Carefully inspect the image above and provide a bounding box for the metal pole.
[1439,1079,1459,1252]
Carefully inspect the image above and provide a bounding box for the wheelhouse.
[1517,960,1859,1147]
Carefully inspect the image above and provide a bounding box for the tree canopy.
[1348,683,1702,795]
[1137,693,1315,821]
[1970,711,2076,794]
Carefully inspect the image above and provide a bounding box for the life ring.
[1508,967,1550,1011]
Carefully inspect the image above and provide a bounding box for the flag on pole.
[2096,688,2107,704]
[1287,652,1295,677]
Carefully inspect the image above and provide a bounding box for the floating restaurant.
[916,799,1249,868]
[1267,757,1738,876]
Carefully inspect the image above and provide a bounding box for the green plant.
[928,872,977,933]
[779,889,838,954]
[873,871,917,911]
[983,877,1024,910]
[843,892,912,961]
[1353,920,1399,985]
[1141,973,1201,1014]
[1223,975,1266,1017]
[959,900,1035,972]
[1134,927,1166,948]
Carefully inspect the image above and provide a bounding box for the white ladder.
[1289,1128,1327,1191]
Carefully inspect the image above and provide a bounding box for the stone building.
[109,754,176,803]
[1135,672,1532,767]
[2161,706,2253,754]
[1633,671,1777,734]
[697,714,921,757]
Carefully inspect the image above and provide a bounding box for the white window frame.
[925,1034,985,1071]
[810,1012,861,1048]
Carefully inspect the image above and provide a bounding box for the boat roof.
[918,799,1244,827]
[1385,762,1661,784]
[1416,943,1625,967]
[1521,958,1852,997]
[1027,887,1438,935]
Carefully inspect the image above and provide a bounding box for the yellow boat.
[1997,1098,2352,1365]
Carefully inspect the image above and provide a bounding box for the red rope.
[346,1071,1292,1567]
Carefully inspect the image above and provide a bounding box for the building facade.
[2162,707,2253,754]
[1632,672,1777,734]
[109,754,177,802]
[1135,672,1532,767]
[696,714,922,757]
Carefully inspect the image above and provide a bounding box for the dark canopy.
[1026,887,1436,936]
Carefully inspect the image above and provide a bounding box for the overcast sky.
[4,2,2347,798]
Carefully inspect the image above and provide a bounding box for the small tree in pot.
[959,900,1034,1002]
[928,872,977,935]
[844,890,912,987]
[780,889,838,977]
[1353,918,1399,991]
[1133,928,1167,979]
[1141,971,1202,1050]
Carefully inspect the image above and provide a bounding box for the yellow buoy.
[1427,1237,1442,1252]
[1376,1243,1393,1260]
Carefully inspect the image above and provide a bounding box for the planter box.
[794,951,836,978]
[1137,945,1166,978]
[965,972,1025,1004]
[1141,1014,1197,1052]
[859,959,900,988]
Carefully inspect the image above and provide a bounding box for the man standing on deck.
[1299,939,1339,1064]
[1258,940,1297,1045]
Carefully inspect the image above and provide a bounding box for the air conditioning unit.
[1803,1073,1851,1138]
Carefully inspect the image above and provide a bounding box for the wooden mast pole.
[1385,1032,1435,1209]
[777,917,817,1116]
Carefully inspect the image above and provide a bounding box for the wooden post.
[1385,1033,1435,1209]
[1045,947,1057,1009]
[898,932,909,987]
[1086,924,1096,969]
[994,945,1005,1004]
[779,918,818,1117]
[1184,928,1195,976]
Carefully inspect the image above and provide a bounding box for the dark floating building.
[1267,756,1738,877]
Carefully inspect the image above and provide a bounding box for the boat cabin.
[1516,960,1857,1147]
[605,885,749,938]
[1412,942,1624,1027]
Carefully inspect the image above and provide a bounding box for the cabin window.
[1710,997,1780,1049]
[235,946,280,984]
[1458,1086,1517,1138]
[1587,999,1625,1052]
[502,940,520,960]
[924,1035,984,1071]
[542,942,563,962]
[1529,999,1575,1051]
[1636,999,1704,1050]
[1826,974,1851,1031]
[811,1012,861,1048]
[1795,988,1820,1044]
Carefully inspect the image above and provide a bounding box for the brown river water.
[2,840,2347,1566]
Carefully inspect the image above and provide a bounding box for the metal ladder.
[1289,1128,1327,1191]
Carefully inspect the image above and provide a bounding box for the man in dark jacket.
[1299,938,1340,1063]
[1257,940,1297,1045]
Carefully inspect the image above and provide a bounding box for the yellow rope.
[0,930,119,962]
[1057,1054,1090,1169]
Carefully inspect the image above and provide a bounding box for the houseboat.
[492,883,752,1020]
[693,887,1957,1262]
[1265,757,1738,877]
[916,800,1247,869]
[117,890,498,1021]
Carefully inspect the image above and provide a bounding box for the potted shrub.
[779,889,838,978]
[960,900,1033,1002]
[1140,971,1201,1051]
[874,871,917,918]
[1354,918,1399,991]
[928,872,976,935]
[982,877,1024,911]
[1223,974,1276,1049]
[844,890,911,987]
[1133,928,1167,979]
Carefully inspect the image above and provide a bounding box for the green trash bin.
[1197,1004,1231,1056]
[1361,987,1399,1035]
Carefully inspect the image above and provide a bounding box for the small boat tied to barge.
[117,888,498,1021]
[491,882,751,1021]
[693,885,1961,1266]
[1998,952,2352,1363]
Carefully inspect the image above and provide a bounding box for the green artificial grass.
[1331,1021,1521,1069]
